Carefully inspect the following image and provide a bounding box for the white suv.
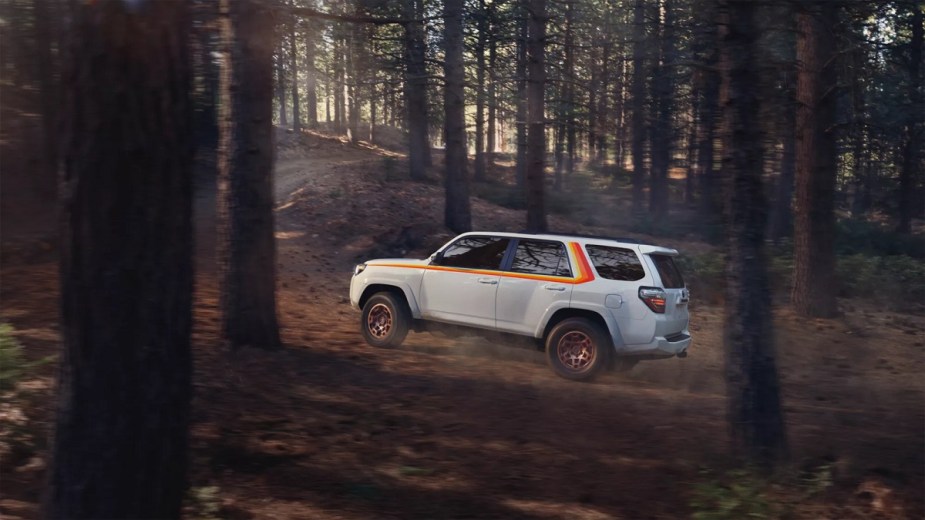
[349,232,691,381]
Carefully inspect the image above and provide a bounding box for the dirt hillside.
[1,129,922,519]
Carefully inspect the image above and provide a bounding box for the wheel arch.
[359,283,418,317]
[541,308,618,351]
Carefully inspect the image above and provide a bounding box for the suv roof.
[523,231,652,246]
[452,231,679,256]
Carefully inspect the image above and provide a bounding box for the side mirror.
[431,251,444,265]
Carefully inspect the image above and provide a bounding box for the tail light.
[639,287,667,313]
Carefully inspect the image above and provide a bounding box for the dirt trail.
[1,131,922,519]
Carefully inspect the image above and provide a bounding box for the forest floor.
[1,128,923,519]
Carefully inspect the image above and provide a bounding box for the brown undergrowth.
[1,129,922,519]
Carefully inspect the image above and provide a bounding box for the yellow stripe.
[374,241,596,285]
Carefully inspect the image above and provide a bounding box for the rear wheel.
[545,318,611,382]
[361,292,410,348]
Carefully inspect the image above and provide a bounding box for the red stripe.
[375,241,596,285]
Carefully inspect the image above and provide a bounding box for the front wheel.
[545,318,611,382]
[361,292,410,348]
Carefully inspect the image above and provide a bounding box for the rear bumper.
[619,331,692,358]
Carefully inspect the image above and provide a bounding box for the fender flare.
[535,303,627,351]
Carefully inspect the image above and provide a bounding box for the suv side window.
[440,236,510,270]
[510,240,572,277]
[586,245,645,281]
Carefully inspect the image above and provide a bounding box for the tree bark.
[404,0,430,180]
[305,21,318,128]
[487,18,497,170]
[897,5,922,233]
[334,29,346,133]
[595,41,611,166]
[515,0,528,188]
[649,0,675,221]
[346,12,361,143]
[276,51,288,126]
[719,0,788,469]
[48,2,193,517]
[474,0,487,182]
[769,68,796,244]
[630,0,647,216]
[525,0,548,232]
[792,0,839,318]
[443,0,471,233]
[564,0,576,177]
[289,20,301,133]
[218,0,283,349]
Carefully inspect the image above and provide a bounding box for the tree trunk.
[276,52,288,126]
[515,0,528,188]
[792,1,839,318]
[305,22,318,128]
[564,0,576,177]
[649,0,674,222]
[897,5,922,233]
[525,0,548,232]
[595,41,610,165]
[630,0,647,216]
[719,0,788,469]
[334,32,346,133]
[614,44,628,174]
[289,21,301,133]
[554,79,566,191]
[217,0,282,349]
[474,0,487,182]
[487,20,497,170]
[347,15,361,144]
[443,0,471,233]
[769,68,796,244]
[697,7,722,239]
[404,0,430,180]
[48,2,193,517]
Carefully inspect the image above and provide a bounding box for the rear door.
[646,253,689,335]
[419,235,510,329]
[496,239,574,335]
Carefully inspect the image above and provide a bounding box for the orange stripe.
[375,241,596,285]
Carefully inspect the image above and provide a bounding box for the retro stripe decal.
[375,241,596,285]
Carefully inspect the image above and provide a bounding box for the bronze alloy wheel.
[556,331,595,372]
[367,303,393,339]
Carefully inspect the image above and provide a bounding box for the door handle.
[544,285,566,292]
[478,278,498,285]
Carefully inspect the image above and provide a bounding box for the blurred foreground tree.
[718,0,788,467]
[47,1,194,517]
[218,0,283,349]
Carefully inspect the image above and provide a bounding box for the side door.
[419,235,511,329]
[496,239,574,336]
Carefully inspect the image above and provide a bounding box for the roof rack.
[519,230,652,246]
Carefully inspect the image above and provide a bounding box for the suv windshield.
[650,254,684,288]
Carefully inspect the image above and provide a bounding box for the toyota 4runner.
[349,232,691,381]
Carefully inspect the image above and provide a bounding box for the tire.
[545,318,611,382]
[361,292,411,348]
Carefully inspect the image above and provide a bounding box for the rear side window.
[440,236,510,270]
[650,254,684,288]
[585,245,645,281]
[510,240,572,277]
